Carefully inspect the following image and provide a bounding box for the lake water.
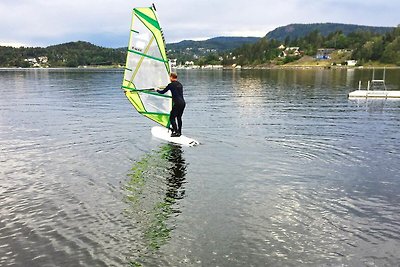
[1,68,400,266]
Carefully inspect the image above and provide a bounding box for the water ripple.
[1,68,400,266]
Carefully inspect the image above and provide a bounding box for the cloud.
[0,0,399,47]
[0,0,133,46]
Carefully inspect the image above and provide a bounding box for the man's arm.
[157,84,170,94]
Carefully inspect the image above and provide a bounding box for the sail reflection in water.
[123,144,186,264]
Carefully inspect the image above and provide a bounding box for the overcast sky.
[0,0,399,48]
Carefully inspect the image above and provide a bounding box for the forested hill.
[167,37,260,63]
[1,24,399,68]
[226,25,400,66]
[266,23,395,41]
[0,41,126,68]
[168,37,260,51]
[0,37,260,68]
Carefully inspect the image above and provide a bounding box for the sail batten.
[127,49,168,63]
[122,5,172,128]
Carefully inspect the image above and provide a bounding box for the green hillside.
[224,25,400,67]
[266,23,394,41]
[168,37,260,51]
[1,23,399,68]
[0,41,125,68]
[167,37,260,64]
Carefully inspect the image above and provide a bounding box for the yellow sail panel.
[133,8,169,70]
[125,91,145,112]
[122,6,172,128]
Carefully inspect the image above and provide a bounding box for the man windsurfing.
[156,72,186,137]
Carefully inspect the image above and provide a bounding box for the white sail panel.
[122,6,172,128]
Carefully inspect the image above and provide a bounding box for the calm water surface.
[1,68,400,266]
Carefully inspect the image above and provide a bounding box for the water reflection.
[349,97,400,112]
[123,144,187,264]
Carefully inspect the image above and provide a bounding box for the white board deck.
[151,126,200,147]
[348,90,400,98]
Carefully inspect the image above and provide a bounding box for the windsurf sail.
[122,5,172,128]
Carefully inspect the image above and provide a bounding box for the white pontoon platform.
[348,90,400,98]
[348,68,400,99]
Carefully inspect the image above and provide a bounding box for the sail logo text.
[131,46,143,52]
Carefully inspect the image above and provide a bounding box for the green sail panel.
[122,6,172,128]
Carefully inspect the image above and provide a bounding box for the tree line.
[223,26,400,66]
[1,26,400,68]
[215,26,400,67]
[0,41,125,68]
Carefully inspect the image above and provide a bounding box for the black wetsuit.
[158,81,186,134]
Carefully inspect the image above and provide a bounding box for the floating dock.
[348,68,400,99]
[348,90,400,98]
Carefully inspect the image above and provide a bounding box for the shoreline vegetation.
[1,45,398,70]
[1,24,399,70]
[1,64,399,70]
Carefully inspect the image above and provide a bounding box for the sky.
[0,0,399,48]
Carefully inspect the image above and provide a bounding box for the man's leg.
[177,103,185,135]
[177,116,182,135]
[170,108,178,134]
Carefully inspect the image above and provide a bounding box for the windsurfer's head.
[170,72,178,81]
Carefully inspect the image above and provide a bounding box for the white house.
[169,58,177,68]
[38,56,48,63]
[279,47,301,58]
[346,60,357,66]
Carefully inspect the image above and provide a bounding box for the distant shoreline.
[241,65,400,70]
[1,65,399,71]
